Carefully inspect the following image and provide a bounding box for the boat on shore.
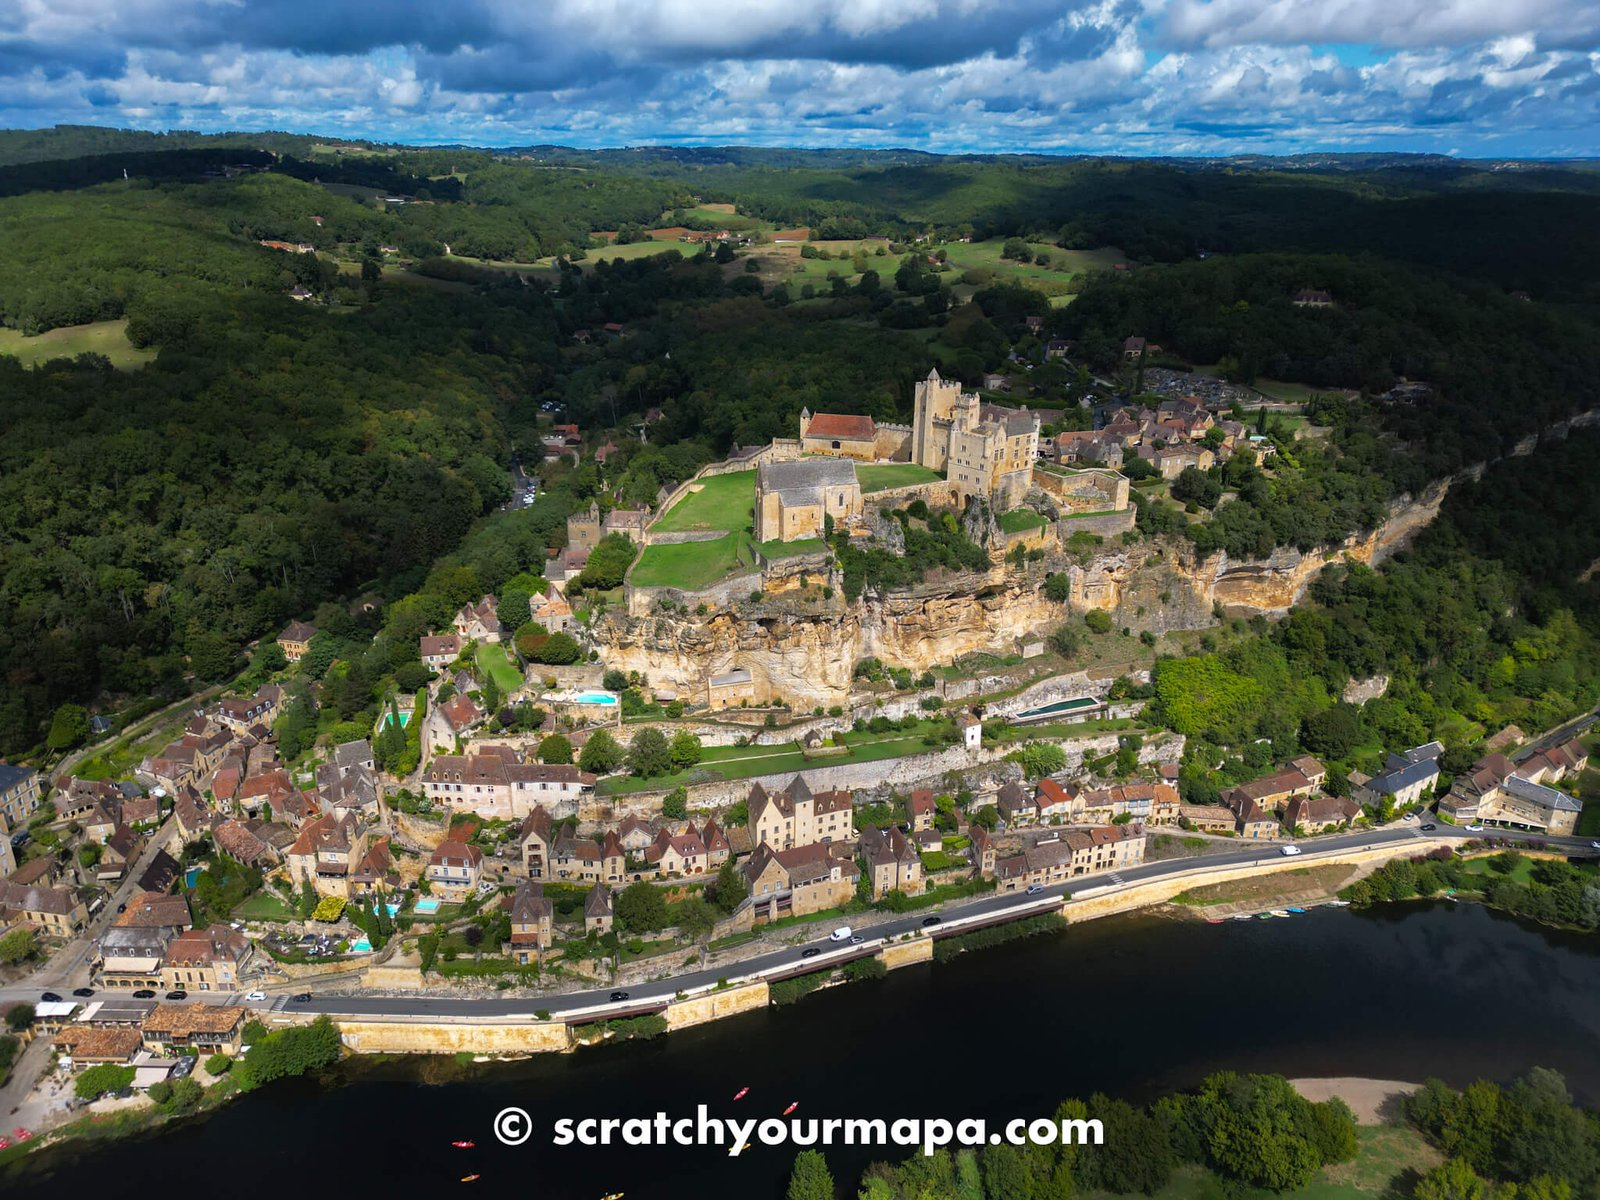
[1232,914,1254,922]
[1285,907,1307,914]
[1269,909,1293,917]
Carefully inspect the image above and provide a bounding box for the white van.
[829,926,853,942]
[1279,845,1303,857]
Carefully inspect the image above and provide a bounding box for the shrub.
[1084,609,1113,634]
[205,1053,232,1076]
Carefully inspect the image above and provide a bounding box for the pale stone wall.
[1057,509,1137,539]
[337,1019,573,1054]
[664,981,769,1030]
[880,939,933,970]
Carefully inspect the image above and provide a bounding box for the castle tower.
[799,407,812,439]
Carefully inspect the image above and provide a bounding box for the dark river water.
[5,901,1599,1199]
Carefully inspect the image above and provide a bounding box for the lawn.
[232,892,298,921]
[653,470,755,533]
[0,319,156,369]
[941,239,1126,296]
[759,537,828,559]
[1170,864,1354,907]
[631,531,759,590]
[476,642,525,693]
[998,508,1048,533]
[856,463,943,493]
[1578,798,1600,838]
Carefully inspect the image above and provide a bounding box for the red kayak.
[451,1141,475,1149]
[782,1102,798,1116]
[732,1087,749,1101]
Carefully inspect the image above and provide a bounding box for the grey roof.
[709,668,752,688]
[1366,757,1441,796]
[1402,741,1445,764]
[0,763,37,791]
[334,739,373,770]
[1503,774,1581,812]
[757,457,857,501]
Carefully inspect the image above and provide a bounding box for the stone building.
[753,458,863,543]
[910,369,1039,507]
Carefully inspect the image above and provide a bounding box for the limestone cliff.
[593,477,1454,704]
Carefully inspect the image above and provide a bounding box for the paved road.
[6,822,1593,1023]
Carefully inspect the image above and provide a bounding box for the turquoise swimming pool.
[414,898,441,914]
[350,938,372,953]
[1012,696,1100,723]
[573,690,618,705]
[383,711,411,728]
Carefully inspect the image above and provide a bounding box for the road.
[10,821,1591,1023]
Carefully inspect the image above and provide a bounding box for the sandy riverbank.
[1290,1077,1420,1124]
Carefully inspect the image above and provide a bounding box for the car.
[39,991,62,1003]
[165,990,188,1001]
[1464,824,1485,832]
[1591,841,1600,851]
[828,926,853,942]
[1025,884,1045,895]
[1279,845,1303,857]
[849,935,864,945]
[1402,813,1416,822]
[116,902,126,914]
[800,947,821,958]
[921,916,943,927]
[132,990,156,999]
[171,1056,196,1078]
[72,987,95,998]
[1421,823,1438,832]
[609,991,630,1002]
[244,990,267,1002]
[292,993,311,1003]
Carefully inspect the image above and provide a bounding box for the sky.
[2,0,1598,156]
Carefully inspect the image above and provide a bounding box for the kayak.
[461,1176,480,1183]
[782,1102,798,1115]
[451,1141,475,1149]
[1285,907,1307,914]
[733,1087,749,1101]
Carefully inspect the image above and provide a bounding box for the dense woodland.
[4,131,1600,763]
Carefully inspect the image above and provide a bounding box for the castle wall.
[873,424,913,462]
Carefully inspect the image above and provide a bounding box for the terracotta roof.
[805,413,877,441]
[54,1026,142,1062]
[115,891,192,929]
[141,1003,246,1038]
[429,840,483,869]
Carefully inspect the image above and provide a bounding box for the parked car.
[1591,841,1600,851]
[609,991,629,1002]
[39,991,62,1003]
[1279,845,1303,857]
[72,987,95,998]
[1421,824,1438,832]
[244,990,267,1002]
[165,990,188,1001]
[172,1056,196,1078]
[1402,813,1416,822]
[116,902,126,914]
[800,947,821,958]
[132,990,155,999]
[292,993,311,1003]
[1464,824,1485,832]
[1025,884,1045,895]
[921,916,942,927]
[829,926,853,942]
[849,935,864,945]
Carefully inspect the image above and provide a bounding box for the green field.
[653,470,755,532]
[759,537,828,559]
[631,531,758,590]
[998,508,1048,533]
[232,892,298,921]
[856,463,943,493]
[0,319,156,369]
[941,239,1126,296]
[476,642,524,692]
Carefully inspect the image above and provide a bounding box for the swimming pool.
[413,898,441,914]
[372,902,399,918]
[349,938,372,953]
[1011,696,1100,723]
[383,711,411,728]
[573,690,619,706]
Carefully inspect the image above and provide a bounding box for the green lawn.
[476,642,524,693]
[632,531,758,590]
[233,892,298,921]
[998,508,1048,533]
[0,319,156,369]
[1578,799,1600,838]
[759,538,828,559]
[653,470,755,533]
[940,239,1126,296]
[856,463,943,493]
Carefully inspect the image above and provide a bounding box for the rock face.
[593,476,1455,706]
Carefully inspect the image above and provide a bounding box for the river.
[5,901,1598,1198]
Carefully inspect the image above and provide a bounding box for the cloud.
[0,0,1595,153]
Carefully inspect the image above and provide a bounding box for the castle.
[797,369,1040,509]
[910,369,1039,508]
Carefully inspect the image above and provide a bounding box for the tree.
[75,1063,135,1099]
[46,702,89,751]
[578,729,624,774]
[531,632,582,665]
[627,728,672,777]
[238,1015,342,1091]
[787,1149,835,1200]
[165,1075,203,1111]
[662,787,688,820]
[668,730,703,770]
[676,896,717,940]
[5,1002,34,1031]
[1302,703,1361,758]
[1414,1158,1491,1200]
[615,881,669,933]
[1171,466,1222,509]
[205,1053,232,1075]
[538,734,573,764]
[709,860,748,914]
[0,927,36,964]
[1084,609,1113,634]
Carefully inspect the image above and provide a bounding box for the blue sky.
[2,0,1597,156]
